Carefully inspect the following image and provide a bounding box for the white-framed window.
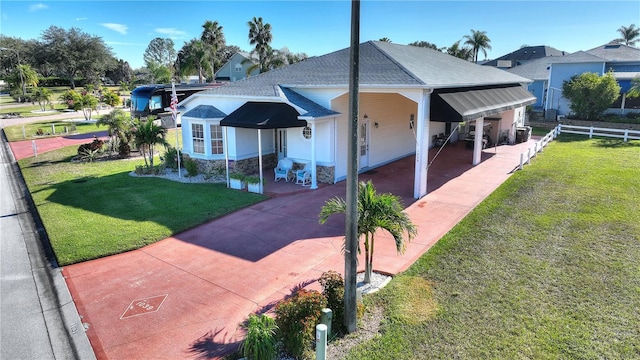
[235,64,242,73]
[210,124,223,154]
[192,123,204,154]
[302,126,312,139]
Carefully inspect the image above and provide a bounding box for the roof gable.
[484,45,568,67]
[183,104,226,119]
[586,42,640,62]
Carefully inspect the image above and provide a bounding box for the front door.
[359,120,369,169]
[277,129,287,160]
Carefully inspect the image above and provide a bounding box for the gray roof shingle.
[506,57,552,81]
[586,42,640,62]
[483,45,568,67]
[182,105,227,119]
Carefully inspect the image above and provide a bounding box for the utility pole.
[345,0,360,334]
[0,47,26,100]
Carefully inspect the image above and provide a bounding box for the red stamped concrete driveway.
[61,140,538,359]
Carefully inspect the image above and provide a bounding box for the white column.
[311,122,318,189]
[413,89,431,199]
[473,118,484,165]
[258,129,264,194]
[224,126,230,187]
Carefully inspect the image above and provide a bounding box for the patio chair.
[295,162,311,186]
[274,158,293,182]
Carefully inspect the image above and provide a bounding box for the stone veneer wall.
[316,165,335,184]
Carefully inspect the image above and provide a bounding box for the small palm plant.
[240,313,278,360]
[132,118,168,168]
[319,180,417,284]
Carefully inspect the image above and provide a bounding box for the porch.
[263,139,536,206]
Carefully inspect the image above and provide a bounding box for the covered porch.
[262,138,536,206]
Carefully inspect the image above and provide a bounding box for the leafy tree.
[614,24,639,46]
[279,46,308,65]
[446,40,473,60]
[31,87,52,111]
[176,39,210,83]
[627,76,640,98]
[101,87,121,107]
[143,38,176,69]
[244,44,287,76]
[59,89,82,110]
[319,180,417,284]
[79,92,99,121]
[132,118,168,168]
[247,16,273,72]
[379,37,392,42]
[562,71,621,120]
[408,40,442,51]
[97,108,132,157]
[147,62,172,84]
[201,20,225,79]
[40,26,115,88]
[463,29,492,63]
[105,59,133,85]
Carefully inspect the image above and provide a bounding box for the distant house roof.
[547,51,607,64]
[199,41,531,99]
[585,42,640,62]
[506,57,552,81]
[483,45,568,67]
[182,105,227,119]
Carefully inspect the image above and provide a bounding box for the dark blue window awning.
[220,102,307,129]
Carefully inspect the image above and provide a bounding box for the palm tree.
[176,39,210,83]
[379,37,392,42]
[201,20,225,80]
[97,109,132,156]
[319,180,417,284]
[243,44,286,76]
[446,40,474,60]
[615,24,640,46]
[247,16,273,72]
[132,119,168,168]
[463,29,492,63]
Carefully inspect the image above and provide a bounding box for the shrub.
[318,270,346,336]
[562,71,621,120]
[184,158,198,177]
[240,314,279,360]
[77,138,104,155]
[78,148,100,162]
[275,289,327,358]
[162,146,183,171]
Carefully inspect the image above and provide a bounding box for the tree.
[446,40,473,60]
[176,39,210,83]
[101,87,121,107]
[379,37,392,42]
[408,40,442,51]
[105,59,133,85]
[147,62,172,84]
[143,38,176,69]
[40,26,115,88]
[627,76,640,98]
[562,71,621,120]
[247,16,273,72]
[97,108,132,157]
[31,87,52,111]
[463,29,492,63]
[201,20,225,79]
[132,118,168,168]
[319,180,417,284]
[614,24,639,46]
[244,44,287,76]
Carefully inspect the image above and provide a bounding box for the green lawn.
[347,135,640,359]
[4,120,103,141]
[19,145,265,265]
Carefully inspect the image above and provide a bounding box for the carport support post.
[344,0,360,334]
[413,89,431,199]
[473,118,484,165]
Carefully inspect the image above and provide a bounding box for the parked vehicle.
[130,83,224,121]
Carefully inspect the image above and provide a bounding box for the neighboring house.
[179,41,534,199]
[506,57,554,109]
[542,42,640,117]
[214,52,260,82]
[484,45,567,69]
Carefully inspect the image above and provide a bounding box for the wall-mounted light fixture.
[363,113,368,119]
[374,122,379,128]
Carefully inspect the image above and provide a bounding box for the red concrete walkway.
[59,139,538,359]
[10,131,109,160]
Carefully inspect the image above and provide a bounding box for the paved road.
[0,127,95,358]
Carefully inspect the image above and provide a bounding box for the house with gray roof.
[534,42,640,118]
[214,52,259,82]
[484,45,568,69]
[179,41,535,199]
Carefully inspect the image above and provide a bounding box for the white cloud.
[29,3,48,12]
[76,17,88,21]
[101,23,128,35]
[154,28,187,39]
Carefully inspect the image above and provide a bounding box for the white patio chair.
[274,158,293,182]
[295,162,311,186]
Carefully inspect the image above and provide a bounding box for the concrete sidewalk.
[61,140,535,359]
[0,132,95,359]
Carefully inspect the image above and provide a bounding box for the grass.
[0,103,69,115]
[4,120,102,141]
[345,135,640,359]
[19,144,265,265]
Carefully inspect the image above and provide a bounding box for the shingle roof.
[484,45,568,67]
[548,51,606,64]
[199,41,531,99]
[278,87,339,118]
[182,105,226,119]
[505,57,552,81]
[586,42,640,62]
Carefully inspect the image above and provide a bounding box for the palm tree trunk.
[364,233,372,284]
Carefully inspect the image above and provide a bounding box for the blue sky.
[1,0,638,69]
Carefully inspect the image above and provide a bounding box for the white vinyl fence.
[517,124,640,171]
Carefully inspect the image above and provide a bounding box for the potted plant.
[245,175,264,194]
[229,173,245,190]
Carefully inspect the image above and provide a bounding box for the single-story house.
[178,41,535,199]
